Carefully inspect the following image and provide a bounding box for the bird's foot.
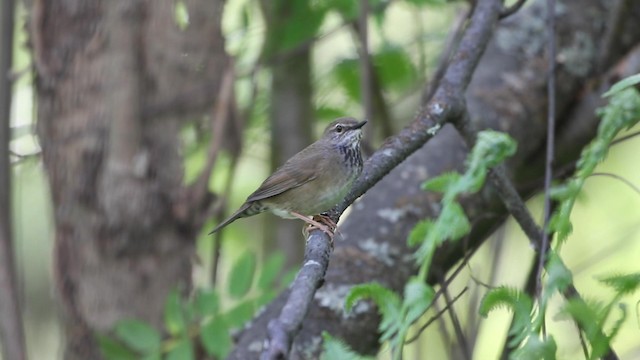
[290,211,336,247]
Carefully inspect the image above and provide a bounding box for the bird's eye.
[335,125,344,133]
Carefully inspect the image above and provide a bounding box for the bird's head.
[322,117,367,149]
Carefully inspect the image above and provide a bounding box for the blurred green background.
[6,0,640,359]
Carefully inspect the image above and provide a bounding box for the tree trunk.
[30,0,228,358]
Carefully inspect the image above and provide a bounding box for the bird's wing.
[246,146,323,202]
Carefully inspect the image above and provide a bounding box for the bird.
[209,117,366,239]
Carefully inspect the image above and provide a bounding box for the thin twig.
[536,0,557,316]
[439,274,471,360]
[611,129,640,146]
[590,172,640,197]
[190,63,235,206]
[405,287,469,344]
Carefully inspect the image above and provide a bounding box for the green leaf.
[321,332,375,360]
[164,290,186,336]
[466,131,517,186]
[607,303,627,344]
[551,86,640,246]
[228,251,256,299]
[421,172,462,194]
[345,283,402,341]
[326,0,358,19]
[407,220,432,247]
[223,299,257,329]
[201,317,232,358]
[561,298,610,358]
[114,319,161,354]
[194,289,219,317]
[402,277,435,325]
[166,339,194,360]
[603,73,640,97]
[333,58,361,102]
[511,336,557,360]
[598,273,640,296]
[373,47,417,92]
[263,2,326,54]
[258,252,286,291]
[479,286,533,346]
[543,252,573,299]
[97,335,138,360]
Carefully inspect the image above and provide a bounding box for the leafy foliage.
[549,84,640,243]
[335,130,516,359]
[480,76,640,359]
[99,251,289,360]
[479,286,534,346]
[414,130,516,274]
[321,332,376,360]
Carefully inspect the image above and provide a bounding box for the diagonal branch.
[259,0,503,358]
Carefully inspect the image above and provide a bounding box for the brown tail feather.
[208,202,263,234]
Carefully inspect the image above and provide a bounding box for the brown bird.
[209,117,366,238]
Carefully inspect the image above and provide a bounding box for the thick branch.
[250,0,503,358]
[233,1,640,359]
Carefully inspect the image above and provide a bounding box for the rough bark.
[30,0,228,358]
[229,0,640,358]
[260,0,314,270]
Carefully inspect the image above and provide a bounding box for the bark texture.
[229,0,640,358]
[31,0,228,358]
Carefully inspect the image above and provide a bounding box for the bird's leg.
[289,211,335,243]
[313,214,337,232]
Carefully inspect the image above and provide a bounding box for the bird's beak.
[353,120,367,130]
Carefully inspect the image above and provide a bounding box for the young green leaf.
[543,252,572,299]
[114,319,161,354]
[228,251,256,299]
[598,273,640,296]
[321,332,375,360]
[258,252,286,291]
[560,298,610,359]
[201,317,232,358]
[550,87,640,243]
[97,335,138,360]
[510,336,557,360]
[164,290,186,336]
[407,220,432,247]
[194,289,219,317]
[166,338,194,360]
[345,282,402,341]
[479,286,533,346]
[421,172,462,194]
[374,47,417,92]
[603,73,640,97]
[333,59,361,102]
[402,277,435,325]
[223,298,257,329]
